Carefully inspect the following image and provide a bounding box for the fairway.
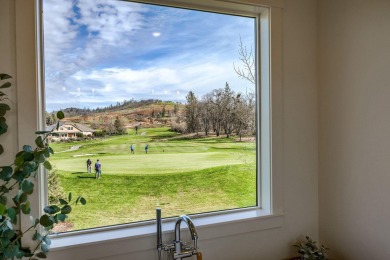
[49,127,257,231]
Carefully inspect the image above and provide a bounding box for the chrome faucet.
[156,209,201,260]
[173,215,198,259]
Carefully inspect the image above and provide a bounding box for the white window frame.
[15,0,284,258]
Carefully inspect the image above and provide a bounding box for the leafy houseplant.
[292,236,329,260]
[0,73,86,259]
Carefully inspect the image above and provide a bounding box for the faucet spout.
[156,210,200,260]
[174,215,198,259]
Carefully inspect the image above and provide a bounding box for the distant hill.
[47,100,185,131]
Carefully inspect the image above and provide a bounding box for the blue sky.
[43,0,255,112]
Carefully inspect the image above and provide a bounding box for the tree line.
[184,83,255,140]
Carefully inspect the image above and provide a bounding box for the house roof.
[46,121,95,132]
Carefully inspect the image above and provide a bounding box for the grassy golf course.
[49,127,256,231]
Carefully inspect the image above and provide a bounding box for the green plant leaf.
[68,192,72,202]
[21,201,31,214]
[35,131,51,134]
[0,196,7,205]
[23,145,33,152]
[43,205,60,214]
[21,179,34,193]
[43,147,51,158]
[0,119,8,135]
[41,243,50,253]
[23,151,34,162]
[0,203,7,215]
[43,161,52,170]
[34,153,46,164]
[59,198,68,205]
[56,213,67,222]
[0,103,10,110]
[36,251,47,258]
[3,229,15,239]
[0,73,12,80]
[0,166,13,181]
[7,207,16,223]
[23,161,38,175]
[60,204,72,214]
[4,243,18,258]
[0,144,3,155]
[0,82,11,89]
[39,215,53,227]
[80,197,87,205]
[13,191,28,205]
[56,111,65,120]
[14,152,25,166]
[35,136,44,148]
[0,238,10,248]
[43,236,51,246]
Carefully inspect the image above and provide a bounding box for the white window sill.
[49,208,284,258]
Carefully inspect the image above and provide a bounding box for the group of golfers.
[86,144,150,179]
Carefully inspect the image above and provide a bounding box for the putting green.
[51,151,254,175]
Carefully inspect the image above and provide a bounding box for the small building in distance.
[46,122,95,140]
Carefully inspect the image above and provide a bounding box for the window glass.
[43,0,257,232]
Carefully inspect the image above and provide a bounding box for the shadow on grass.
[77,175,96,179]
[71,172,86,175]
[71,172,99,179]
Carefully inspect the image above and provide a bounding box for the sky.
[43,0,255,112]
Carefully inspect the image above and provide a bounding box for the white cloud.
[43,0,255,111]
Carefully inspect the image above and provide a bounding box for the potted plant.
[0,73,86,259]
[292,236,329,260]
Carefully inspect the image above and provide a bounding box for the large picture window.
[42,0,259,232]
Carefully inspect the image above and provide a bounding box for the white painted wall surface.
[0,0,17,166]
[0,0,319,259]
[318,0,390,259]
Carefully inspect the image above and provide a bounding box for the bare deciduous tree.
[233,37,256,85]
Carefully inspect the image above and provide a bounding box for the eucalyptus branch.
[0,181,18,197]
[0,73,85,260]
[11,225,35,245]
[28,233,48,260]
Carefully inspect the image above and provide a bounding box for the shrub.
[171,121,187,133]
[47,169,65,204]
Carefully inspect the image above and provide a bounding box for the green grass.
[49,127,257,231]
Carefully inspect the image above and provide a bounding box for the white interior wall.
[0,0,17,166]
[318,0,390,259]
[0,0,319,259]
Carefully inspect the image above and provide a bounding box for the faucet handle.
[163,243,175,251]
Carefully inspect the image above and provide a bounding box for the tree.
[233,37,255,84]
[173,103,179,115]
[198,93,213,136]
[221,83,235,138]
[161,105,166,117]
[185,91,200,133]
[114,116,125,135]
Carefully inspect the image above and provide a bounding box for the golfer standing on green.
[95,159,102,179]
